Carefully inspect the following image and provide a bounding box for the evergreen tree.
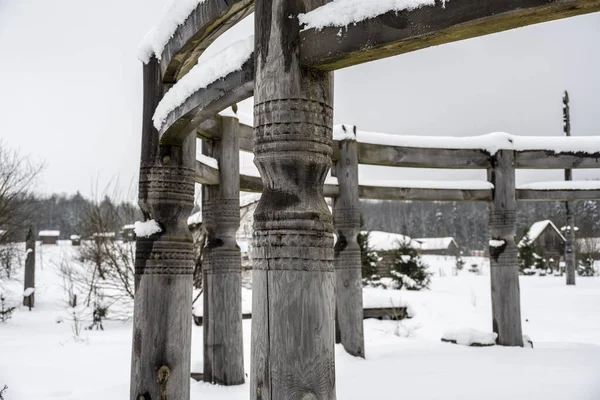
[0,294,16,322]
[578,255,595,277]
[455,251,465,271]
[518,233,536,274]
[357,231,381,286]
[390,240,431,290]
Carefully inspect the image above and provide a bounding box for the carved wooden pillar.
[131,57,195,400]
[564,209,576,285]
[251,0,336,398]
[201,116,244,385]
[333,126,364,358]
[488,150,523,347]
[23,228,35,307]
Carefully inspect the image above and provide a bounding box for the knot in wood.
[157,365,170,384]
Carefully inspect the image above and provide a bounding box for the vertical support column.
[131,57,196,400]
[488,150,523,347]
[563,90,576,285]
[23,228,35,307]
[333,126,364,358]
[251,0,336,398]
[201,116,245,385]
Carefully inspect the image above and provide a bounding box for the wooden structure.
[23,228,35,307]
[132,1,600,399]
[563,90,576,285]
[520,220,566,266]
[415,237,459,256]
[70,235,81,246]
[38,230,59,245]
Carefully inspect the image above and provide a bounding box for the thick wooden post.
[563,90,576,285]
[251,0,336,398]
[201,116,245,385]
[333,127,364,358]
[488,150,523,347]
[23,228,35,307]
[131,57,195,400]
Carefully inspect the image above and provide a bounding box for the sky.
[0,0,599,199]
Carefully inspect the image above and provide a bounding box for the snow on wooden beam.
[517,181,600,201]
[516,150,600,169]
[300,0,600,71]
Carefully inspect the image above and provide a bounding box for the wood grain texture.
[300,0,600,71]
[23,228,35,307]
[251,0,337,397]
[517,189,600,201]
[359,185,492,202]
[516,151,600,169]
[488,150,523,347]
[201,117,245,385]
[333,138,365,358]
[197,116,254,153]
[131,58,195,400]
[160,0,254,84]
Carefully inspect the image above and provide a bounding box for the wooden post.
[563,90,576,285]
[333,126,365,358]
[251,0,336,398]
[130,57,195,400]
[23,228,35,307]
[201,116,245,385]
[488,150,523,347]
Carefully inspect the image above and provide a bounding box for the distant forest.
[361,200,600,252]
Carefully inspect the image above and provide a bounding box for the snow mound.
[134,220,162,238]
[441,328,497,346]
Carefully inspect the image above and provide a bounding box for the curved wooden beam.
[160,0,254,84]
[300,0,600,71]
[159,58,254,145]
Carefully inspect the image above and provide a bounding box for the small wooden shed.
[39,230,60,245]
[70,234,81,246]
[414,237,459,256]
[519,220,566,268]
[122,224,136,242]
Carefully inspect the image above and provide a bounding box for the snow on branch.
[518,180,600,190]
[138,0,207,63]
[153,36,254,130]
[298,0,440,31]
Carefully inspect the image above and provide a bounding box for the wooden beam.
[517,188,600,201]
[300,0,600,71]
[517,150,600,169]
[159,58,254,145]
[359,185,492,201]
[23,228,35,308]
[196,116,254,152]
[160,0,254,84]
[195,160,220,185]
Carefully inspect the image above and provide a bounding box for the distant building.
[414,237,459,256]
[92,232,116,242]
[519,220,565,271]
[122,224,136,242]
[39,230,60,245]
[367,231,420,278]
[70,234,81,246]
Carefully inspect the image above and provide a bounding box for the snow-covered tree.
[358,231,381,286]
[518,233,536,273]
[0,294,15,322]
[578,256,595,277]
[390,240,431,290]
[455,251,466,271]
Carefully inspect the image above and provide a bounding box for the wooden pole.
[563,90,576,285]
[201,116,245,385]
[130,57,195,400]
[333,127,365,358]
[251,0,336,397]
[488,150,523,346]
[23,228,35,307]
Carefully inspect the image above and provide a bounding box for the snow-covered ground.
[1,242,600,399]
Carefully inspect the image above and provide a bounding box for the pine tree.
[0,294,16,322]
[518,233,536,274]
[390,240,431,290]
[358,231,381,286]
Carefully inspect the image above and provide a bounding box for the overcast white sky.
[0,0,599,198]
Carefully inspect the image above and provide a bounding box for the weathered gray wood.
[517,189,600,202]
[201,116,245,385]
[251,0,336,397]
[357,143,492,169]
[563,91,576,286]
[160,0,254,84]
[195,159,220,185]
[488,150,523,347]
[333,134,365,358]
[131,57,195,400]
[197,116,254,153]
[359,185,492,202]
[300,0,600,71]
[159,58,254,145]
[23,228,35,308]
[516,151,600,169]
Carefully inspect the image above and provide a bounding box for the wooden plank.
[359,185,492,201]
[517,189,600,201]
[357,143,492,169]
[251,0,336,397]
[517,150,600,169]
[488,150,523,347]
[131,57,195,400]
[23,228,35,308]
[333,139,365,358]
[160,0,254,84]
[201,117,245,385]
[300,0,600,71]
[197,116,254,153]
[159,58,254,145]
[195,159,220,185]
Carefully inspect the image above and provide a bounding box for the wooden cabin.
[70,235,81,246]
[39,230,59,245]
[519,220,565,270]
[367,231,420,278]
[121,224,136,242]
[414,237,459,256]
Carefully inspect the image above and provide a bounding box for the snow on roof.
[366,231,417,251]
[39,230,60,237]
[153,36,254,131]
[137,0,206,63]
[123,224,135,230]
[298,0,439,31]
[340,128,600,156]
[518,180,600,190]
[187,211,202,226]
[70,235,81,240]
[521,220,566,246]
[414,237,457,250]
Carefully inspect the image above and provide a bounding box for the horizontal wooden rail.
[359,185,493,201]
[516,150,600,169]
[300,0,600,71]
[517,188,600,201]
[160,0,254,84]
